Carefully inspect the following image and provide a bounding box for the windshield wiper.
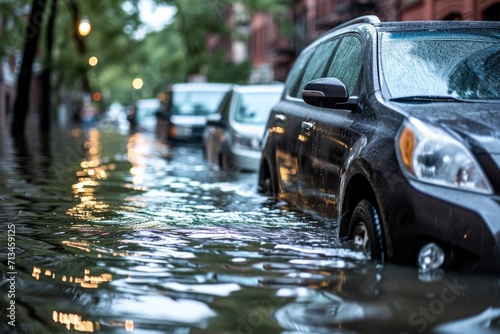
[390,95,471,103]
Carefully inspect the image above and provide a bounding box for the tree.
[53,0,145,106]
[11,0,47,137]
[155,0,293,83]
[0,1,31,58]
[40,0,57,133]
[169,0,231,79]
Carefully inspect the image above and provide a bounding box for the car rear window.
[171,91,227,115]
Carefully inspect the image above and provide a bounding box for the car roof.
[322,15,500,35]
[307,16,500,52]
[170,82,232,92]
[375,20,500,32]
[232,83,284,94]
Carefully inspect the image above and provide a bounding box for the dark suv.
[258,16,500,274]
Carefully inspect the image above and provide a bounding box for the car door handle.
[274,114,286,123]
[301,121,313,131]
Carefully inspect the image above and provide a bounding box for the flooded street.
[1,123,500,334]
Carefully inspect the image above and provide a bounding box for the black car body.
[258,16,500,274]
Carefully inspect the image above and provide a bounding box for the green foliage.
[1,0,295,108]
[52,0,144,106]
[0,0,31,57]
[169,0,231,76]
[205,52,251,84]
[161,0,294,78]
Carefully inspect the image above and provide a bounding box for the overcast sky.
[125,0,176,39]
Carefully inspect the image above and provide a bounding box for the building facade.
[248,0,500,83]
[401,0,500,20]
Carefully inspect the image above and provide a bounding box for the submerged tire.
[347,199,384,262]
[258,161,275,196]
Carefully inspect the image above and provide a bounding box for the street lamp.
[132,78,143,89]
[89,56,98,66]
[78,17,91,37]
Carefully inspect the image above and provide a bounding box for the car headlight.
[231,133,260,150]
[396,117,492,194]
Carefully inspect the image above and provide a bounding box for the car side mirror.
[206,113,225,127]
[302,78,357,110]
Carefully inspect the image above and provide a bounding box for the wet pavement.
[1,122,500,334]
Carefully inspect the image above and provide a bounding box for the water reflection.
[32,266,112,288]
[126,132,150,191]
[66,128,113,220]
[272,265,500,334]
[1,124,500,333]
[52,311,100,332]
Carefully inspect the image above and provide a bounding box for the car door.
[293,38,341,205]
[269,47,314,195]
[298,34,364,211]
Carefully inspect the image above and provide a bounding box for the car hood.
[170,115,207,126]
[401,102,500,154]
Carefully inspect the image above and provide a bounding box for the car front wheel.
[348,199,384,262]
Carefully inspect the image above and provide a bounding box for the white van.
[135,98,161,132]
[166,83,231,142]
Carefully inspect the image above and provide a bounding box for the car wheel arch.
[258,157,278,196]
[339,170,393,259]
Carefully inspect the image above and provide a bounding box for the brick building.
[248,0,500,83]
[249,0,400,83]
[401,0,500,20]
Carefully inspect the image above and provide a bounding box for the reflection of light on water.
[275,244,367,261]
[52,310,98,332]
[125,319,134,331]
[31,266,112,288]
[162,282,240,297]
[32,267,41,280]
[126,133,150,191]
[66,128,115,220]
[62,240,91,252]
[274,289,366,332]
[52,311,134,332]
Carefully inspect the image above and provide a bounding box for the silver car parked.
[203,84,284,173]
[166,82,232,142]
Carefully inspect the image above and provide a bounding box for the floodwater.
[1,122,500,334]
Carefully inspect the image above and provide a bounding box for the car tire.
[348,199,384,262]
[219,152,237,175]
[258,161,276,196]
[218,152,225,169]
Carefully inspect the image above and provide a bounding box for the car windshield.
[136,107,157,121]
[136,100,159,121]
[380,29,500,100]
[234,91,282,124]
[171,91,227,116]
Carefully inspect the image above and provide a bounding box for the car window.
[327,35,362,95]
[171,90,227,115]
[292,39,340,98]
[217,91,233,120]
[234,91,283,125]
[286,47,314,98]
[380,29,500,100]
